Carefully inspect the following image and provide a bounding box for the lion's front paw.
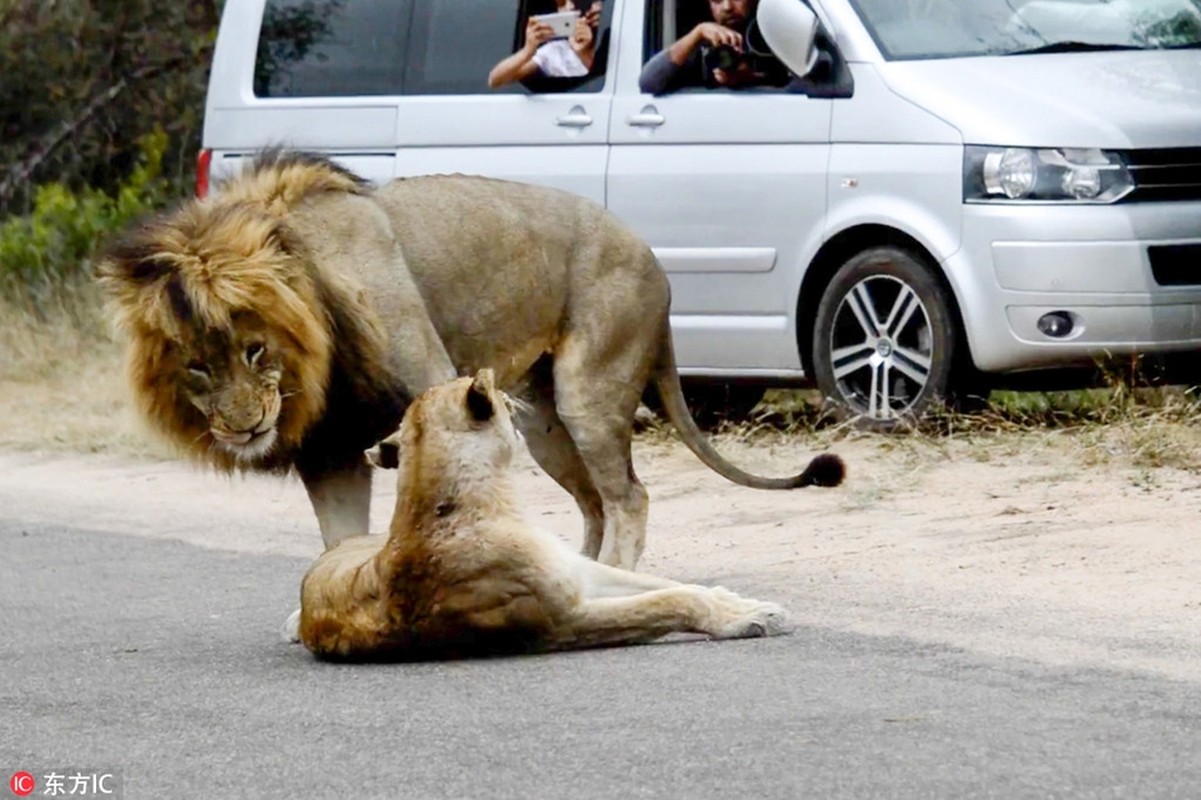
[281,608,302,644]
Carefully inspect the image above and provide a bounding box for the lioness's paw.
[750,602,791,636]
[281,608,302,644]
[717,602,791,639]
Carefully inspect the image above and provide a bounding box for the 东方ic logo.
[9,772,36,797]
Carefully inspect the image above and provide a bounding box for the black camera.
[701,44,743,80]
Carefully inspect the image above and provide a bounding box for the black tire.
[811,246,956,429]
[643,380,766,429]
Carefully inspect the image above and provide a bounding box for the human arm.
[638,47,685,94]
[488,17,555,88]
[638,22,744,94]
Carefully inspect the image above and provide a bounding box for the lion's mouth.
[211,422,279,460]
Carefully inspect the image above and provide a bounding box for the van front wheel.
[811,247,956,428]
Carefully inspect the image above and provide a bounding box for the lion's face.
[176,312,294,463]
[98,199,343,473]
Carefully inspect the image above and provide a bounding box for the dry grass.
[0,289,168,458]
[641,381,1201,484]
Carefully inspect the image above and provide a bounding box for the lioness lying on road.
[299,370,789,660]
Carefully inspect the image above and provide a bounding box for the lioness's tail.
[651,321,845,490]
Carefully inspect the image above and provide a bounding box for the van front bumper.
[949,202,1201,373]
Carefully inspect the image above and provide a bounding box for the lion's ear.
[96,256,173,286]
[95,221,176,287]
[365,435,401,470]
[94,225,198,330]
[466,374,495,423]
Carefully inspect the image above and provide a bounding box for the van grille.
[1123,148,1201,203]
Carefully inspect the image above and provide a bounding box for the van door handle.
[556,106,593,128]
[627,107,665,128]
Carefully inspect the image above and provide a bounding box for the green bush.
[1,1,218,216]
[0,131,168,313]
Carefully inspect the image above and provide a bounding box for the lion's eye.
[186,362,210,380]
[245,343,265,366]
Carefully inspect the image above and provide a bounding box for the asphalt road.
[2,522,1199,800]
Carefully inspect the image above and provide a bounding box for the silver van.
[200,0,1201,426]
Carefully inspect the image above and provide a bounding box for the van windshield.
[848,0,1201,60]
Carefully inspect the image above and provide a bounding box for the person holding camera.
[488,1,603,89]
[639,0,788,94]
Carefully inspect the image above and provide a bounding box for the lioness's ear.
[466,375,494,423]
[365,435,401,469]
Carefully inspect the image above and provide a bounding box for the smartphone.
[532,10,579,39]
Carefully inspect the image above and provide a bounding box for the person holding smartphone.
[488,1,603,88]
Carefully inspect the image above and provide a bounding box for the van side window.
[252,0,609,99]
[254,1,411,98]
[404,0,521,94]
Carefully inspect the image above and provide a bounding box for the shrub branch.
[0,59,179,208]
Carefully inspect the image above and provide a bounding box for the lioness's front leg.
[550,587,789,650]
[572,555,687,598]
[543,549,788,645]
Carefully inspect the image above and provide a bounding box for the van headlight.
[964,146,1133,203]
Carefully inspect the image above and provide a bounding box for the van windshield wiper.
[1002,41,1143,56]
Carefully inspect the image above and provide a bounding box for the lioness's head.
[97,201,334,470]
[367,369,521,499]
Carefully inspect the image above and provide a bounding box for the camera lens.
[703,45,740,76]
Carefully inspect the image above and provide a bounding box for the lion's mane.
[97,151,405,474]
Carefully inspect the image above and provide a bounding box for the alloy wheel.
[827,275,934,420]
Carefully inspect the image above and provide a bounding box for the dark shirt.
[638,43,791,95]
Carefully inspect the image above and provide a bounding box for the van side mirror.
[755,0,820,78]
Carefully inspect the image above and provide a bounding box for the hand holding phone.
[531,10,580,40]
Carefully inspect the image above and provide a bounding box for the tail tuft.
[798,453,845,488]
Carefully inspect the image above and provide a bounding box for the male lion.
[98,150,843,575]
[300,369,789,660]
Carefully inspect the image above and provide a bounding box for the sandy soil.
[3,427,1198,682]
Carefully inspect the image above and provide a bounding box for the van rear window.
[404,1,522,94]
[254,0,410,97]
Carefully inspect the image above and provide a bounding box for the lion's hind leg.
[516,370,607,561]
[550,338,651,572]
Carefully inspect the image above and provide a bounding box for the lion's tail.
[650,319,845,491]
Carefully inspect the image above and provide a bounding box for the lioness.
[98,150,843,575]
[300,369,789,660]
